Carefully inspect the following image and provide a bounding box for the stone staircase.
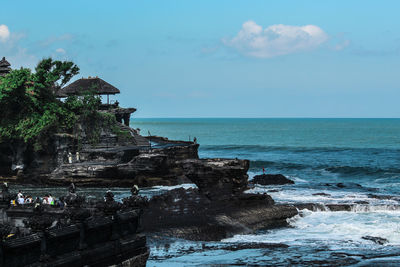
[116,123,150,147]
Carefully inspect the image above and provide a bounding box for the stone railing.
[0,186,149,267]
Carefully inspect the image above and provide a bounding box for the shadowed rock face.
[252,174,295,185]
[142,188,296,241]
[180,158,250,200]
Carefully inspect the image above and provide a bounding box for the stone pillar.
[123,113,130,126]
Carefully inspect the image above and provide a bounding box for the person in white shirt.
[17,190,23,199]
[48,194,54,205]
[17,197,25,205]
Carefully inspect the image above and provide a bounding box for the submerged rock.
[362,236,389,245]
[367,194,399,201]
[312,192,331,197]
[202,242,289,251]
[252,174,294,185]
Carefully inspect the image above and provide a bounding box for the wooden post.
[107,94,109,105]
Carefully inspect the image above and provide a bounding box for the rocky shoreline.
[0,120,303,265]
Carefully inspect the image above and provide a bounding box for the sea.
[12,118,400,266]
[134,118,400,266]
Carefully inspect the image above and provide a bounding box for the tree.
[0,58,80,148]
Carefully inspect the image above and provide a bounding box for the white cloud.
[224,21,328,58]
[55,48,66,54]
[334,39,350,51]
[0,24,10,42]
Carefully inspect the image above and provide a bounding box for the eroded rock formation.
[252,174,295,185]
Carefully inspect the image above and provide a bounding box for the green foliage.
[0,58,80,149]
[0,57,125,150]
[64,89,101,116]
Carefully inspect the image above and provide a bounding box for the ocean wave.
[248,159,400,177]
[250,160,310,170]
[200,144,400,154]
[324,165,400,176]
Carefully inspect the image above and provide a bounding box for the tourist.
[34,197,41,209]
[104,190,114,202]
[25,196,33,204]
[17,195,25,205]
[48,194,55,205]
[131,185,139,195]
[42,195,49,205]
[58,197,66,209]
[2,182,8,192]
[17,190,24,199]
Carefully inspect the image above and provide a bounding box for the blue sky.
[1,0,400,117]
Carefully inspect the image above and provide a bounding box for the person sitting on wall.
[17,190,23,199]
[69,183,77,195]
[131,185,139,196]
[17,195,25,205]
[42,195,49,205]
[104,190,114,202]
[57,196,66,209]
[1,182,9,193]
[25,195,33,204]
[48,194,55,205]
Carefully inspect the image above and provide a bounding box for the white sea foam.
[246,185,399,206]
[224,210,400,247]
[147,183,198,191]
[290,176,308,183]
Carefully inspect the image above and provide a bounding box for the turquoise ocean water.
[14,119,400,265]
[132,118,400,266]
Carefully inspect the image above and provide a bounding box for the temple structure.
[57,76,137,127]
[0,57,11,77]
[57,77,120,104]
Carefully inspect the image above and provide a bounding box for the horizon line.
[133,117,400,119]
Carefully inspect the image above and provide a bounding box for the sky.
[1,0,400,118]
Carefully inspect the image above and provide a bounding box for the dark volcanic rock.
[295,203,328,211]
[142,188,296,241]
[202,242,289,251]
[367,194,399,201]
[295,203,355,212]
[253,174,294,185]
[326,204,352,211]
[312,193,331,197]
[362,236,389,245]
[180,158,250,200]
[336,182,362,189]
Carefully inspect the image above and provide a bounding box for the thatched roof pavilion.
[0,57,11,77]
[57,77,120,103]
